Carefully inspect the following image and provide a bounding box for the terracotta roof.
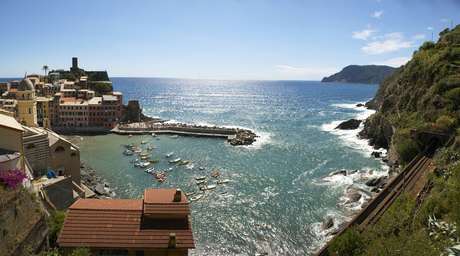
[143,189,191,215]
[57,190,195,250]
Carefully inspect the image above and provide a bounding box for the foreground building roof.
[57,189,195,250]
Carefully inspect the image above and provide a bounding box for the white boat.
[134,161,143,167]
[141,140,147,144]
[128,134,132,138]
[140,162,151,168]
[147,145,156,150]
[217,179,229,184]
[197,166,205,170]
[169,158,181,163]
[141,155,152,160]
[166,152,174,157]
[196,180,205,185]
[172,135,178,139]
[186,164,195,170]
[185,190,196,196]
[130,158,139,163]
[200,184,216,191]
[190,195,202,201]
[145,167,155,173]
[164,167,173,172]
[151,133,156,137]
[195,176,206,180]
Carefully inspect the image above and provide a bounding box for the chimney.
[173,189,182,202]
[168,233,177,248]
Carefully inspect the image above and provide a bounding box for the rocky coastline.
[80,162,115,198]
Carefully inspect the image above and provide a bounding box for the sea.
[1,77,388,255]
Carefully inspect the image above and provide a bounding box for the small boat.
[211,172,220,178]
[156,136,160,140]
[141,140,147,144]
[145,167,155,173]
[197,166,205,170]
[185,190,196,196]
[124,144,134,148]
[158,177,166,182]
[166,152,174,157]
[124,152,134,156]
[169,158,181,163]
[134,161,143,167]
[220,190,228,194]
[196,180,205,185]
[139,153,148,156]
[140,162,151,168]
[186,164,195,170]
[147,145,156,150]
[155,173,165,179]
[190,195,202,201]
[172,135,178,139]
[179,159,189,165]
[123,150,131,154]
[148,159,159,163]
[200,185,216,191]
[217,179,229,184]
[152,133,156,137]
[130,158,139,162]
[134,149,142,153]
[164,167,173,172]
[128,134,132,138]
[141,155,151,160]
[195,176,206,180]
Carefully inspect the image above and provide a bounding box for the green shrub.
[328,224,364,256]
[47,211,66,241]
[396,138,420,165]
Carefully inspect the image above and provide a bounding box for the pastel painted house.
[57,189,195,256]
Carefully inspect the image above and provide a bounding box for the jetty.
[112,122,258,146]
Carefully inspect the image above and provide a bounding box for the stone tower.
[71,57,79,72]
[17,78,38,127]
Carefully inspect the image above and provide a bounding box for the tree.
[43,65,49,76]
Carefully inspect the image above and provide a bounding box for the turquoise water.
[73,78,387,255]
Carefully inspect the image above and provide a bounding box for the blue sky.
[1,0,459,80]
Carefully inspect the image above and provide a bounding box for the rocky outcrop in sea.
[229,129,259,146]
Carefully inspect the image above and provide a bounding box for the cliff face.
[322,65,397,85]
[359,28,460,167]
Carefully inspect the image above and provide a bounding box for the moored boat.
[140,162,150,168]
[211,172,220,178]
[200,184,216,191]
[179,159,189,165]
[151,133,156,137]
[141,155,152,160]
[141,140,147,144]
[139,152,148,156]
[148,159,159,163]
[128,134,132,138]
[164,167,173,172]
[217,179,229,184]
[195,176,206,180]
[197,166,205,170]
[124,144,134,148]
[196,180,205,185]
[172,135,178,139]
[130,158,139,162]
[190,195,202,201]
[185,190,196,196]
[145,167,155,173]
[220,190,228,194]
[147,145,156,150]
[124,152,134,156]
[123,150,131,154]
[134,161,143,167]
[169,158,181,163]
[166,152,174,157]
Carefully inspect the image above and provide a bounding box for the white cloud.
[352,29,377,41]
[361,32,416,55]
[276,65,340,77]
[371,57,412,67]
[371,11,384,18]
[413,34,426,40]
[440,18,449,22]
[427,27,434,30]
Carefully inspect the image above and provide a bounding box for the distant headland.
[321,65,397,85]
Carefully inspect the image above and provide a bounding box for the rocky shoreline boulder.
[80,162,114,198]
[335,119,362,130]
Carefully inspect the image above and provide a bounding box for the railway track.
[315,148,435,256]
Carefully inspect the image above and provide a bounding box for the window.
[54,146,65,152]
[26,143,36,149]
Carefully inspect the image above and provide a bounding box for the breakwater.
[113,123,258,146]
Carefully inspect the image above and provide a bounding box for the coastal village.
[0,58,258,256]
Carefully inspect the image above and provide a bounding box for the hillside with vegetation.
[321,65,397,84]
[328,25,460,255]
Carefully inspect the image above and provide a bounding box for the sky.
[1,0,459,80]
